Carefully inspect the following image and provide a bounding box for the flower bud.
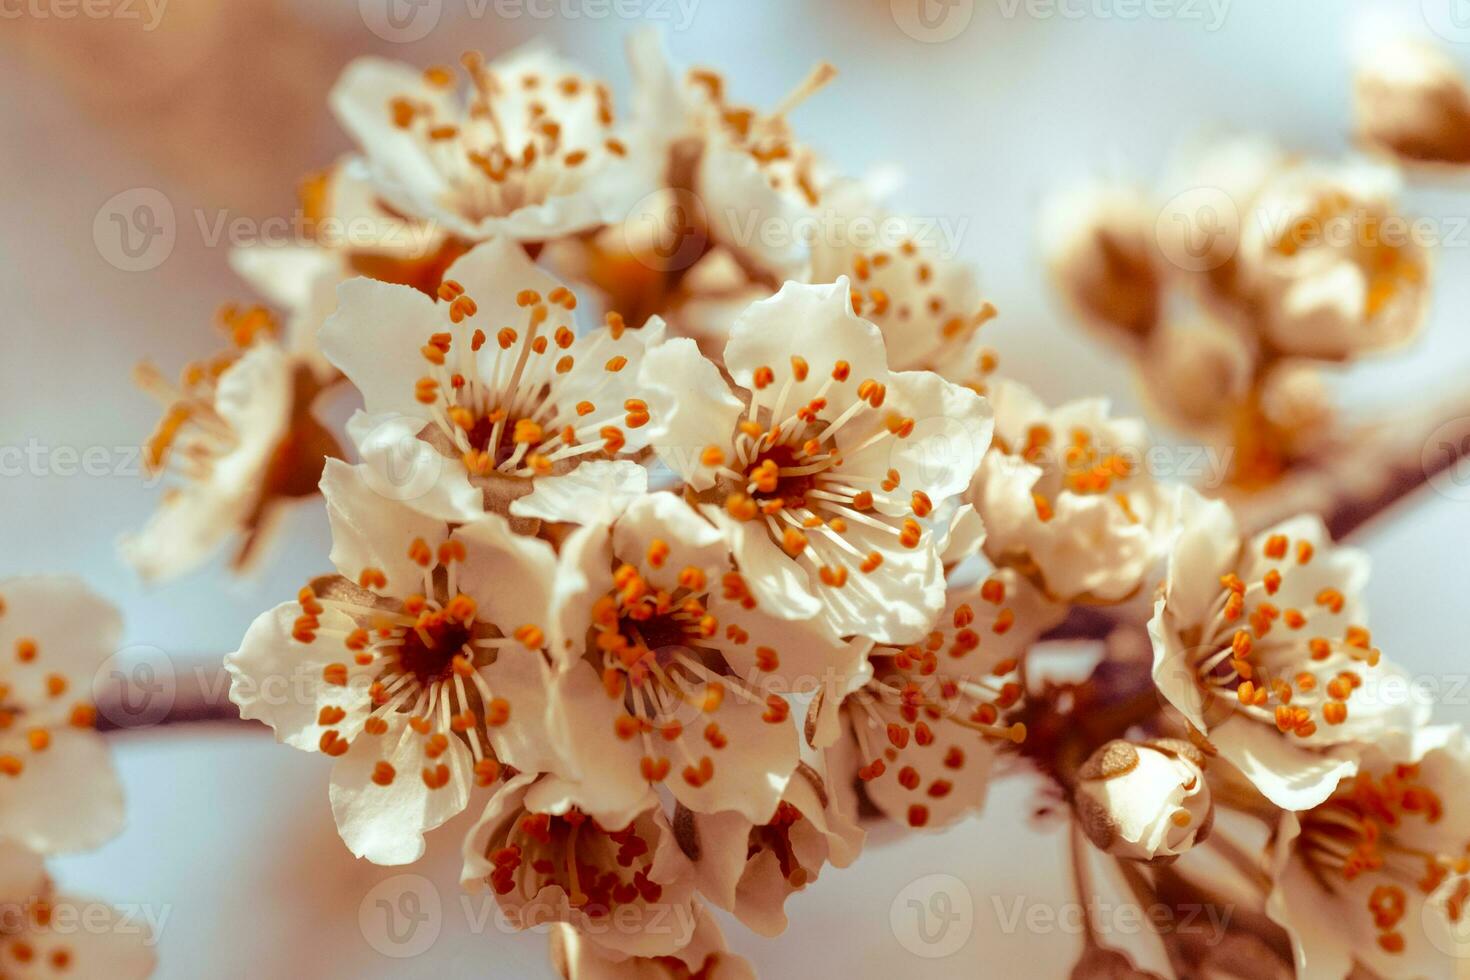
[1355,37,1470,167]
[1041,182,1161,345]
[1074,738,1212,863]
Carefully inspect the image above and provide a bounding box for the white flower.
[548,904,755,980]
[970,379,1173,603]
[1355,37,1470,167]
[0,577,125,854]
[1040,181,1161,344]
[818,560,1061,830]
[462,772,698,961]
[320,237,666,524]
[810,181,996,372]
[330,44,643,244]
[641,279,993,643]
[684,760,864,937]
[626,30,835,283]
[1074,738,1213,863]
[0,842,156,979]
[122,308,339,581]
[227,461,561,865]
[1239,160,1429,359]
[1149,488,1428,810]
[544,493,864,829]
[1267,726,1470,979]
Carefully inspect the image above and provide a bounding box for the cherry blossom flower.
[0,577,125,855]
[970,379,1172,604]
[1355,37,1470,167]
[1239,160,1429,360]
[1149,489,1428,810]
[122,306,341,580]
[461,772,698,961]
[1267,725,1470,979]
[625,30,835,285]
[0,842,155,980]
[227,461,561,864]
[817,559,1059,830]
[682,760,863,936]
[319,237,665,525]
[809,181,996,373]
[547,904,755,980]
[330,44,643,245]
[1073,738,1213,864]
[640,279,992,643]
[544,493,862,829]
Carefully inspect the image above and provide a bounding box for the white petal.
[346,411,485,524]
[322,458,449,597]
[1211,716,1357,811]
[509,460,649,523]
[0,729,124,854]
[0,576,121,721]
[638,338,742,491]
[329,718,473,865]
[226,602,372,750]
[319,278,442,419]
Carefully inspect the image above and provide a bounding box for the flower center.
[396,617,474,686]
[1189,531,1378,739]
[1299,764,1468,955]
[489,808,662,913]
[409,280,646,480]
[383,53,627,223]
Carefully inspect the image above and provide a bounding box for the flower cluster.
[1043,134,1429,488]
[106,28,1470,980]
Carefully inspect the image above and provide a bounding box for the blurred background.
[5,0,1470,976]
